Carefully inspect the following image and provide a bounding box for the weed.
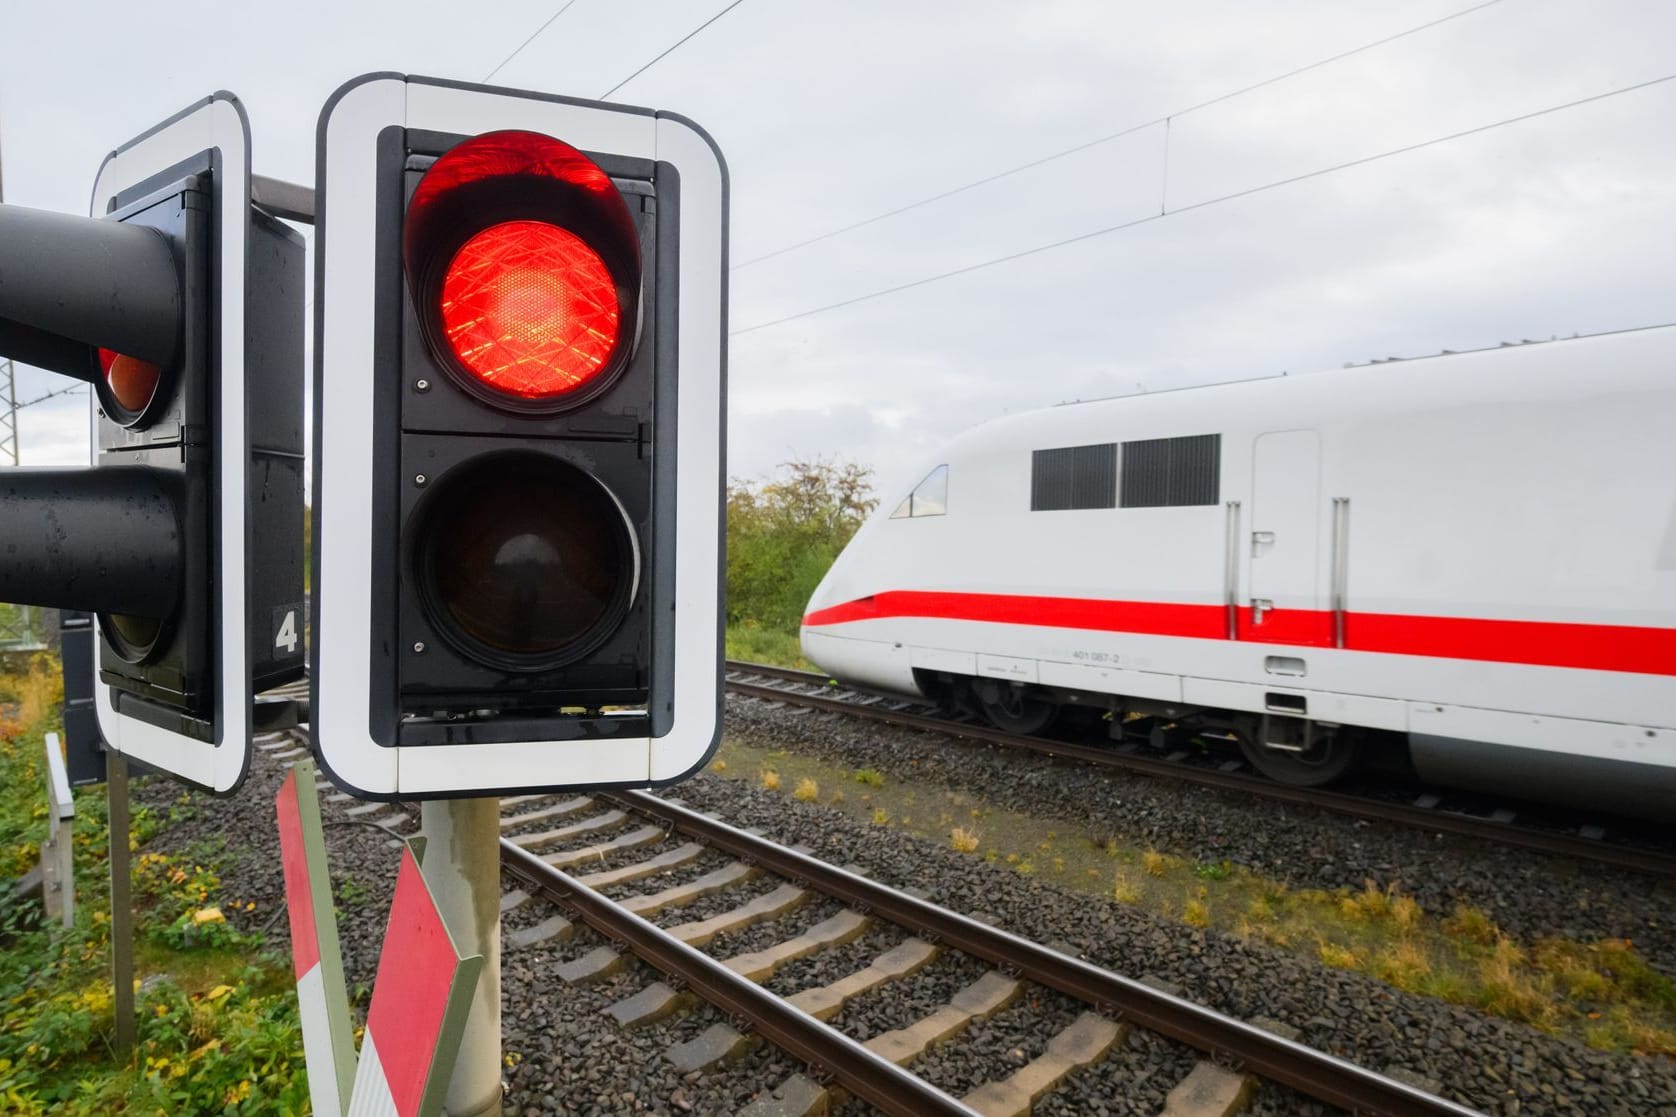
[711,759,727,773]
[829,790,844,805]
[759,768,781,792]
[1015,859,1035,876]
[1443,903,1499,946]
[1141,849,1169,878]
[950,827,980,854]
[1194,859,1233,881]
[1318,941,1361,969]
[792,777,819,802]
[1374,939,1434,991]
[1246,895,1276,923]
[1390,894,1423,936]
[1476,936,1554,1027]
[1341,879,1393,923]
[871,807,889,825]
[1184,898,1211,928]
[854,768,885,787]
[1112,869,1140,904]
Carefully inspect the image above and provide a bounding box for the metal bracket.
[251,175,316,225]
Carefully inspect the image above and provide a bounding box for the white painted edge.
[89,95,253,794]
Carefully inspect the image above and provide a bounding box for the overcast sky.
[3,0,1673,504]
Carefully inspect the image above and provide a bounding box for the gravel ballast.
[726,694,1676,968]
[131,711,1676,1117]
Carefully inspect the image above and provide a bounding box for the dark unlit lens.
[103,612,163,661]
[419,454,633,662]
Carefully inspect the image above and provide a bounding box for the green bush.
[727,457,874,635]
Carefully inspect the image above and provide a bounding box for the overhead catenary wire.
[15,382,88,410]
[482,0,583,83]
[734,0,1510,270]
[731,71,1676,337]
[600,0,748,99]
[482,0,747,101]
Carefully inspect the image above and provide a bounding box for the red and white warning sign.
[347,846,483,1117]
[277,766,356,1115]
[279,766,482,1117]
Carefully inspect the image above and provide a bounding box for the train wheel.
[973,679,1059,735]
[1237,722,1359,787]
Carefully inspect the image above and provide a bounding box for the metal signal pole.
[419,798,503,1116]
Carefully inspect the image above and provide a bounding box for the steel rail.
[725,664,1676,879]
[613,789,1485,1117]
[499,839,981,1117]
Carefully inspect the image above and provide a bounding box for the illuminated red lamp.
[97,347,162,417]
[404,130,641,412]
[440,220,620,399]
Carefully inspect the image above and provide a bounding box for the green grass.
[0,652,310,1113]
[724,622,813,669]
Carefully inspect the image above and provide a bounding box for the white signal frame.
[87,94,255,794]
[312,74,726,797]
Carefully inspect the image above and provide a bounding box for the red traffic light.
[440,220,621,400]
[404,130,641,412]
[98,347,163,418]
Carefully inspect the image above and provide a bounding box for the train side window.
[1031,443,1117,510]
[891,464,949,519]
[1120,434,1220,507]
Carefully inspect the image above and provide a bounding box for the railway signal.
[311,74,727,798]
[0,94,306,793]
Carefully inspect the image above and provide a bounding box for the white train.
[801,326,1676,821]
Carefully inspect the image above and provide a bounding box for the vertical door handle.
[1251,598,1274,624]
[1251,531,1276,557]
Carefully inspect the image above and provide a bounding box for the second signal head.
[402,130,642,413]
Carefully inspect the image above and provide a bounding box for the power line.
[732,71,1676,337]
[600,0,748,99]
[483,0,582,83]
[16,382,88,410]
[734,0,1509,270]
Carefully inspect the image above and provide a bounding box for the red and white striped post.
[276,765,357,1115]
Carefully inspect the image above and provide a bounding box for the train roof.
[944,322,1674,456]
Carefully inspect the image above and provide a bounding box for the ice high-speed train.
[801,327,1676,820]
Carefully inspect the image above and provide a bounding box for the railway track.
[252,715,1484,1115]
[724,661,1676,880]
[495,787,1484,1117]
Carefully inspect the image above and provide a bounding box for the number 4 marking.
[276,610,299,654]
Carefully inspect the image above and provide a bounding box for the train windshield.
[889,464,948,519]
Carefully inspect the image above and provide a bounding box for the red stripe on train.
[801,590,1676,677]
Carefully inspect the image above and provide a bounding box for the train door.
[1247,430,1322,640]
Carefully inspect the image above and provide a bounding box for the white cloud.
[2,0,1671,491]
